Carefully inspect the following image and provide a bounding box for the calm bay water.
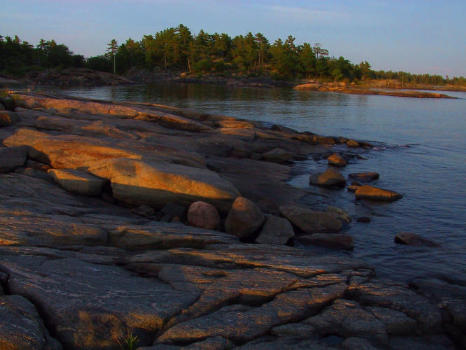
[62,83,466,282]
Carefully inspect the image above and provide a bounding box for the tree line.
[1,27,465,86]
[0,35,85,76]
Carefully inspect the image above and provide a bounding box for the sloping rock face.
[0,92,460,350]
[48,168,107,196]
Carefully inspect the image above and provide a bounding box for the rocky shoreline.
[0,91,464,349]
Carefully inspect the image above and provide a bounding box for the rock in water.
[355,185,402,202]
[310,168,346,188]
[280,205,343,233]
[256,215,295,245]
[0,146,27,173]
[349,172,380,182]
[187,201,221,230]
[346,139,360,147]
[394,232,439,247]
[48,168,107,196]
[327,153,347,167]
[225,197,265,239]
[298,233,354,250]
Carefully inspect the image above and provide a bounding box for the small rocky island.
[0,92,464,350]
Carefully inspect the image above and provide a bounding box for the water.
[61,83,466,282]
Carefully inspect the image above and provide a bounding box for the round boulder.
[310,168,346,188]
[225,197,265,239]
[187,201,221,230]
[327,153,347,167]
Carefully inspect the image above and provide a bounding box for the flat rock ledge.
[0,92,462,350]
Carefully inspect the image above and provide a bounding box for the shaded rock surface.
[0,146,27,173]
[256,214,295,245]
[0,92,459,350]
[0,295,61,350]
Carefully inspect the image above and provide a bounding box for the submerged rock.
[355,185,402,202]
[310,168,346,188]
[225,197,265,239]
[394,232,439,247]
[349,172,380,182]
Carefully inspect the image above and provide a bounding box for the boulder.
[225,197,265,239]
[256,215,295,245]
[280,205,343,233]
[0,111,18,126]
[349,172,380,182]
[48,168,107,196]
[187,201,221,230]
[88,158,240,212]
[355,185,402,202]
[298,233,354,250]
[262,148,293,163]
[0,146,28,173]
[327,153,347,167]
[310,168,346,188]
[394,232,439,247]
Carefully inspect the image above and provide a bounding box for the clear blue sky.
[1,0,465,76]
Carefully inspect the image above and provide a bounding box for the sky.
[1,0,465,77]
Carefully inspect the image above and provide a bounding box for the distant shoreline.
[1,68,461,99]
